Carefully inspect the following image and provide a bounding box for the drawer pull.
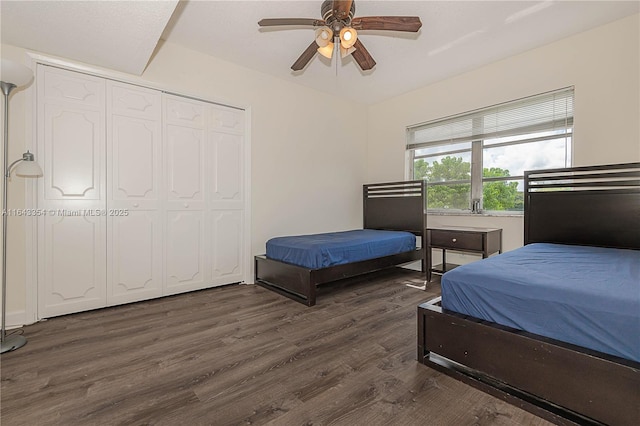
[452,238,457,242]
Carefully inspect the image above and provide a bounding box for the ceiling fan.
[258,0,422,71]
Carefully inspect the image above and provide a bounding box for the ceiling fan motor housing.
[321,0,355,26]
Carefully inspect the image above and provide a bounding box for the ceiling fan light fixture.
[317,41,335,59]
[258,0,422,72]
[314,26,333,47]
[340,45,356,58]
[339,27,357,49]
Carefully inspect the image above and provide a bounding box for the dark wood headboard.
[363,180,426,236]
[524,162,640,250]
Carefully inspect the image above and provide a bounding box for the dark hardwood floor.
[1,269,552,426]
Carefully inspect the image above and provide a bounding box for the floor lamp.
[1,59,41,354]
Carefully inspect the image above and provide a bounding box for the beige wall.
[366,14,640,255]
[1,41,368,324]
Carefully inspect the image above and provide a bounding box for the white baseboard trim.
[5,310,28,329]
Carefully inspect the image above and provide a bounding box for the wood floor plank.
[1,269,553,425]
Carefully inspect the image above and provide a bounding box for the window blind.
[407,87,574,150]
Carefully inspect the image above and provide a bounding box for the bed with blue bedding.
[266,229,417,270]
[255,181,426,306]
[418,162,640,426]
[441,243,640,363]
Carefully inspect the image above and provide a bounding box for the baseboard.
[5,310,27,329]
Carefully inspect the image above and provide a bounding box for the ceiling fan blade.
[351,39,376,71]
[351,16,422,32]
[258,18,325,27]
[332,0,354,21]
[291,41,319,71]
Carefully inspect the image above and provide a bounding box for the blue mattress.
[441,243,640,363]
[266,229,416,269]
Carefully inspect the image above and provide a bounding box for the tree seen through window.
[414,157,522,211]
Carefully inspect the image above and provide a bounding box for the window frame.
[407,88,574,215]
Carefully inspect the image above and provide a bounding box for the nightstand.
[427,226,502,281]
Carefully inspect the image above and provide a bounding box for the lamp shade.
[317,42,335,59]
[14,152,43,177]
[0,59,33,88]
[15,160,43,178]
[340,45,356,58]
[315,27,333,48]
[339,27,357,49]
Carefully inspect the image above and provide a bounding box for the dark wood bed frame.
[255,180,426,306]
[418,162,640,426]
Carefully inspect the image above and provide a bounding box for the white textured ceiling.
[162,0,639,103]
[2,1,639,103]
[1,0,179,75]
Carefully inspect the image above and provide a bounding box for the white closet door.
[163,95,207,295]
[36,66,248,318]
[208,110,245,285]
[37,65,107,317]
[106,81,163,305]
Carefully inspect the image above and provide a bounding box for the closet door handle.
[133,203,139,208]
[184,203,189,208]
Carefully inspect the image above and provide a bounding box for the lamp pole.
[1,59,40,353]
[1,80,28,353]
[0,80,30,353]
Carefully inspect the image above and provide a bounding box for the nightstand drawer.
[430,230,483,251]
[426,226,502,282]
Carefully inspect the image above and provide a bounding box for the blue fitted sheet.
[266,229,416,269]
[441,243,640,363]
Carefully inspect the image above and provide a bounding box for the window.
[407,87,573,213]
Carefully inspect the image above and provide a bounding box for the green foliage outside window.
[414,157,523,211]
[483,167,524,211]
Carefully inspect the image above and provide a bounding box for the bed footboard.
[418,299,640,426]
[254,255,316,306]
[255,248,425,306]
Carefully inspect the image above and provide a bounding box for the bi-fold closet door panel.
[209,105,245,286]
[37,66,107,317]
[163,95,207,295]
[106,81,163,305]
[37,65,246,318]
